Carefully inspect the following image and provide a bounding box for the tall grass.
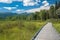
[52,20,60,33]
[0,21,45,40]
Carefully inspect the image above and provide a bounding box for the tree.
[34,12,40,20]
[49,5,55,18]
[39,10,47,21]
[55,0,60,10]
[55,1,60,19]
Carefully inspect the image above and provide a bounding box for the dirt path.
[34,22,60,40]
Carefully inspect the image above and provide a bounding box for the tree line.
[0,1,60,21]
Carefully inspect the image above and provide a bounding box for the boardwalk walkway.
[34,22,60,40]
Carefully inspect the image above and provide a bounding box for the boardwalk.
[34,22,60,40]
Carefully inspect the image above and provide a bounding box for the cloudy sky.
[0,0,56,13]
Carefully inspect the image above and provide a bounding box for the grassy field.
[0,21,45,40]
[52,21,60,33]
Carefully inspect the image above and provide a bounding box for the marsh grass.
[53,21,60,33]
[0,21,45,40]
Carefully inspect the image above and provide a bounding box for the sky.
[0,0,56,13]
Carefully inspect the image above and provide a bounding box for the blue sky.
[0,0,56,13]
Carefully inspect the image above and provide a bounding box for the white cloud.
[42,0,49,7]
[25,8,41,13]
[16,5,19,7]
[3,7,16,10]
[17,0,50,13]
[42,0,47,4]
[23,2,35,6]
[13,0,22,2]
[1,0,50,13]
[16,9,24,13]
[23,0,40,6]
[0,0,12,3]
[40,6,50,10]
[25,6,50,13]
[0,0,22,3]
[0,0,40,6]
[44,3,49,6]
[23,0,35,6]
[4,7,12,10]
[16,9,21,12]
[24,0,50,13]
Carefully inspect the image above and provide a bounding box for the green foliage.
[49,5,55,18]
[0,21,45,40]
[56,8,60,18]
[53,21,60,33]
[55,0,60,10]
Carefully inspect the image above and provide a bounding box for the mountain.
[0,12,17,18]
